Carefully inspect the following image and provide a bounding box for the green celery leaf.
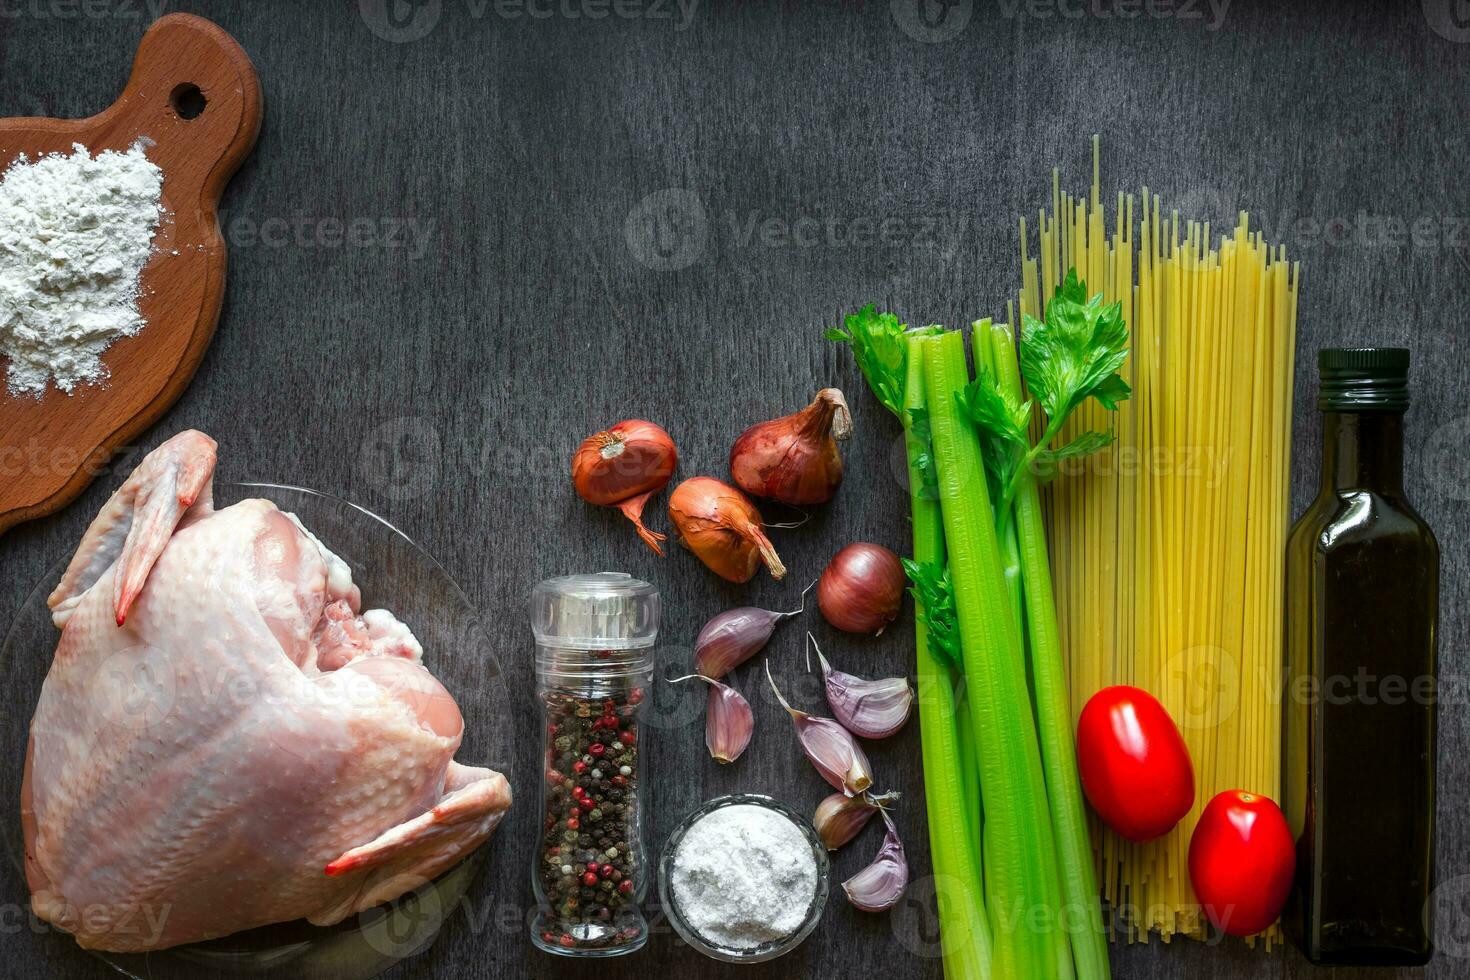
[1020,268,1132,425]
[959,370,1032,449]
[1089,372,1132,411]
[902,558,962,669]
[1031,429,1115,483]
[957,368,1026,502]
[830,305,908,418]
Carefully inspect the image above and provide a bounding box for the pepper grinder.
[529,573,659,957]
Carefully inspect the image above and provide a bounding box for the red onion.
[817,542,905,634]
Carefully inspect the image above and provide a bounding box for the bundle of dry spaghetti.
[1012,139,1299,947]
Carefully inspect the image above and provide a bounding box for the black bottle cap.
[1318,348,1410,412]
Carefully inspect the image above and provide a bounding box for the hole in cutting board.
[170,83,207,120]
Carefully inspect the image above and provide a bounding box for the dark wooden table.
[2,1,1467,977]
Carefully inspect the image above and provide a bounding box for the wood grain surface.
[0,12,260,534]
[1,2,1467,978]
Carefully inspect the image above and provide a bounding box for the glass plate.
[1,483,509,980]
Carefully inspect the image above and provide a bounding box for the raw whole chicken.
[22,430,511,952]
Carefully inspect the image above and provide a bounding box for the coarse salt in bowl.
[657,794,830,963]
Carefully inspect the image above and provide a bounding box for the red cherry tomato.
[1075,685,1194,842]
[1188,790,1295,937]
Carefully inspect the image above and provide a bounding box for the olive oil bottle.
[1283,348,1439,965]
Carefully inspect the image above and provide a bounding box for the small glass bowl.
[657,794,830,964]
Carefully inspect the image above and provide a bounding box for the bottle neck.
[1321,411,1404,493]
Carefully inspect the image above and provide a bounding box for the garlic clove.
[808,634,914,739]
[813,790,899,851]
[798,715,875,796]
[704,681,754,763]
[841,810,908,912]
[693,582,814,679]
[694,607,783,679]
[765,660,874,796]
[671,674,753,764]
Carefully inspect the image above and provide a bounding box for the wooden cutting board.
[0,13,261,536]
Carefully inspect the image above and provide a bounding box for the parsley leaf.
[1019,268,1132,424]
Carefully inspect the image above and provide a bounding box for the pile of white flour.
[0,142,163,397]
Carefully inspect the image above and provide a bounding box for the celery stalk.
[922,330,1055,978]
[955,686,982,872]
[831,310,990,979]
[974,319,1028,636]
[904,336,992,980]
[982,322,1075,980]
[989,321,1111,980]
